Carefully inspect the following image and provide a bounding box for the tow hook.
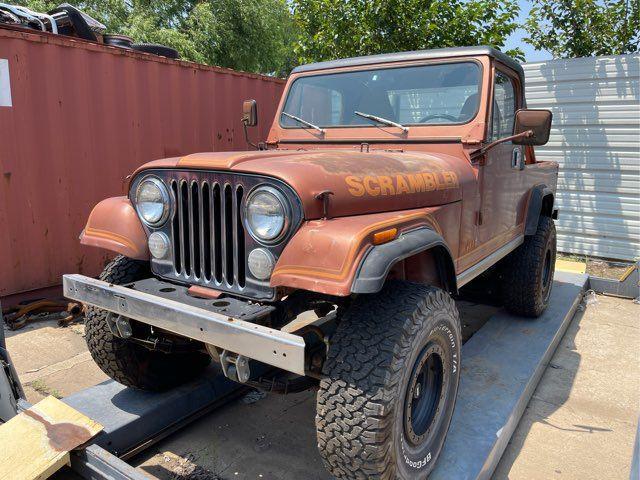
[220,350,251,383]
[106,312,131,338]
[115,316,133,338]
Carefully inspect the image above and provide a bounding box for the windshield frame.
[278,59,484,131]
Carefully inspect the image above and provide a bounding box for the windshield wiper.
[281,111,325,134]
[354,111,409,133]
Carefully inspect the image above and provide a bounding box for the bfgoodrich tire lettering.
[316,280,461,479]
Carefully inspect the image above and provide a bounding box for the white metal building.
[523,54,640,261]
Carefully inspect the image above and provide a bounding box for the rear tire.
[502,216,557,317]
[316,281,461,479]
[84,255,210,391]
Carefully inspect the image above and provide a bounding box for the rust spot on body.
[23,408,94,452]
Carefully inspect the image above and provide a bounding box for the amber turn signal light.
[373,228,398,245]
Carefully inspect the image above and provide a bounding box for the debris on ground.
[584,290,599,306]
[240,389,267,405]
[157,452,219,480]
[557,252,634,280]
[2,299,83,330]
[578,290,599,311]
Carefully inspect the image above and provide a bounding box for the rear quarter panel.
[519,160,560,226]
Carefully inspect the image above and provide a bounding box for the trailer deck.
[4,271,587,479]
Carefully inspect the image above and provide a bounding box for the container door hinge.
[475,211,483,225]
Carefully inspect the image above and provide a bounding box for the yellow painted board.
[0,396,103,480]
[555,259,587,274]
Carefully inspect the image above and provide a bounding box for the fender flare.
[525,185,555,236]
[351,227,457,294]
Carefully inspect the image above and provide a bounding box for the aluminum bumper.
[63,274,306,375]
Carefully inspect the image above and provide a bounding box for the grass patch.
[28,379,63,399]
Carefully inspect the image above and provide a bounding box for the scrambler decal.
[345,171,459,197]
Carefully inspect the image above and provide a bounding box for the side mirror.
[241,99,258,127]
[512,109,552,146]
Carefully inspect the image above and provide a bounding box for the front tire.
[316,281,461,479]
[85,255,210,391]
[502,216,557,317]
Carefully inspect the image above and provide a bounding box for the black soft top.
[292,46,523,79]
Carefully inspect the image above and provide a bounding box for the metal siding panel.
[0,27,284,298]
[524,54,640,260]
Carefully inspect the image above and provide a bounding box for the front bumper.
[63,274,306,375]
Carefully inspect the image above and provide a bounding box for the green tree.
[525,0,640,58]
[13,0,296,75]
[290,0,524,63]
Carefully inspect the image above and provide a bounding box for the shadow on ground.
[132,300,498,480]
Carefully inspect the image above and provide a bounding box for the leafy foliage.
[290,0,524,62]
[16,0,638,74]
[13,0,296,75]
[524,0,640,57]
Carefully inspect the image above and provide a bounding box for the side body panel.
[464,61,526,273]
[80,197,149,260]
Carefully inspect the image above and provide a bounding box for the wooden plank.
[556,258,587,274]
[0,396,103,480]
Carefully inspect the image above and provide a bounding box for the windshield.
[281,61,481,129]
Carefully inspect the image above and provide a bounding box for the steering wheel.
[418,113,459,123]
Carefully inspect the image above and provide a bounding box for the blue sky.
[504,0,553,62]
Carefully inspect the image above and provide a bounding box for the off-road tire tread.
[502,216,556,317]
[316,281,459,479]
[84,255,208,391]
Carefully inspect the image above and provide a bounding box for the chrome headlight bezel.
[243,185,291,245]
[134,176,171,227]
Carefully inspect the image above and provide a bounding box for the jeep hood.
[138,149,471,219]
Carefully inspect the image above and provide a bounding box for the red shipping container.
[0,26,285,301]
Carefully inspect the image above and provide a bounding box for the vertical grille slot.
[213,183,222,283]
[180,181,191,276]
[223,184,234,284]
[169,175,246,290]
[236,186,246,287]
[171,181,181,271]
[191,182,201,279]
[202,183,211,281]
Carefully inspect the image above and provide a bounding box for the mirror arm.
[470,129,534,161]
[242,120,258,150]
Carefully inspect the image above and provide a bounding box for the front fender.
[270,208,449,297]
[80,197,149,260]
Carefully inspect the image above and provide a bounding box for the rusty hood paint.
[136,149,473,219]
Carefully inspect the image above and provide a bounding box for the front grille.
[133,169,302,301]
[169,178,246,289]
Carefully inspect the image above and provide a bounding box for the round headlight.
[135,177,170,226]
[244,186,289,243]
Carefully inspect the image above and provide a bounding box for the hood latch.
[315,190,334,220]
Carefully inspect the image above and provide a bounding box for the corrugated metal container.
[0,26,285,299]
[524,54,640,261]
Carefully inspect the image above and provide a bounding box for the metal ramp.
[9,272,587,479]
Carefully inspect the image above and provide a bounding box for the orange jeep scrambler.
[64,46,557,479]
